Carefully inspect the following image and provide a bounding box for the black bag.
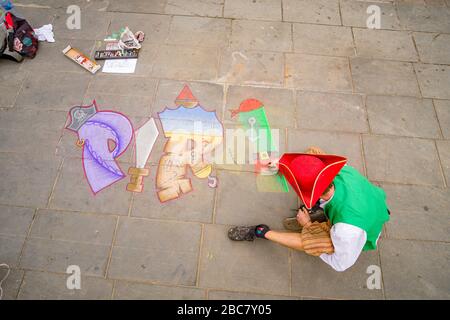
[4,12,38,58]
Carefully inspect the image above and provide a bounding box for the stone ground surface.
[0,0,449,300]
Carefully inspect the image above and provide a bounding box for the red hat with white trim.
[278,153,347,209]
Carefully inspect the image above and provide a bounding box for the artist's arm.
[319,223,366,272]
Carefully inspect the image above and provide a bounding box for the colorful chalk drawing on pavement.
[231,99,288,193]
[156,85,223,203]
[65,100,134,194]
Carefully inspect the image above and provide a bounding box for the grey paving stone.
[353,29,418,62]
[396,2,450,33]
[293,24,354,57]
[0,153,61,207]
[351,58,420,96]
[30,210,117,245]
[151,45,218,82]
[83,75,157,117]
[165,0,224,17]
[291,250,383,299]
[131,165,215,223]
[52,10,112,41]
[109,13,171,44]
[18,271,113,300]
[208,290,297,300]
[107,0,167,13]
[167,16,231,48]
[285,54,352,92]
[282,0,340,25]
[415,64,450,99]
[434,99,450,139]
[15,72,90,111]
[22,40,95,74]
[113,281,205,300]
[20,237,111,276]
[224,85,295,128]
[363,135,444,186]
[0,268,23,300]
[214,170,298,229]
[366,96,440,138]
[49,158,132,216]
[218,49,284,86]
[0,85,20,108]
[380,239,450,299]
[413,33,450,65]
[297,91,368,133]
[0,60,26,88]
[436,140,450,186]
[0,108,66,154]
[13,6,57,27]
[0,235,26,268]
[340,0,402,29]
[16,0,110,11]
[199,224,290,295]
[108,218,201,286]
[224,0,282,21]
[0,206,34,237]
[287,129,365,174]
[231,20,292,52]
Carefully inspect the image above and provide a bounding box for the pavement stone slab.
[224,85,295,128]
[282,0,341,25]
[0,268,24,300]
[218,49,284,86]
[396,2,450,33]
[0,235,25,268]
[413,33,450,65]
[353,29,418,62]
[415,64,450,100]
[165,0,224,17]
[15,71,91,111]
[16,0,111,11]
[108,218,201,286]
[106,0,167,13]
[340,0,402,30]
[52,10,112,41]
[199,224,290,295]
[113,281,206,300]
[0,108,67,154]
[224,0,282,21]
[208,290,297,300]
[18,271,113,300]
[167,16,231,48]
[109,13,171,45]
[49,158,132,215]
[131,165,216,223]
[0,153,61,208]
[366,96,441,138]
[214,170,298,229]
[287,129,365,174]
[151,45,219,81]
[291,249,383,299]
[230,20,292,52]
[0,60,27,87]
[351,58,420,97]
[433,100,450,139]
[293,24,355,57]
[285,54,352,92]
[297,91,368,133]
[380,239,450,299]
[0,85,21,109]
[363,135,444,186]
[13,6,57,27]
[436,140,450,186]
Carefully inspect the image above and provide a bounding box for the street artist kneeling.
[228,147,390,272]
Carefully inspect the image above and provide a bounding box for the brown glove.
[301,221,335,257]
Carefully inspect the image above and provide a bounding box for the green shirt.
[324,166,390,251]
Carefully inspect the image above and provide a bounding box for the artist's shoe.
[228,224,270,241]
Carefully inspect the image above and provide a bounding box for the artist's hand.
[297,207,312,227]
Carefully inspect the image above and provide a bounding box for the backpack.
[3,12,38,58]
[0,13,22,62]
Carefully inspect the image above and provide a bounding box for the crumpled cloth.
[34,24,55,42]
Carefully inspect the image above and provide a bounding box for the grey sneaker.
[228,226,257,241]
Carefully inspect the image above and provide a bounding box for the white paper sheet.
[101,42,138,74]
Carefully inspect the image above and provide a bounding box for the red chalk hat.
[278,153,347,209]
